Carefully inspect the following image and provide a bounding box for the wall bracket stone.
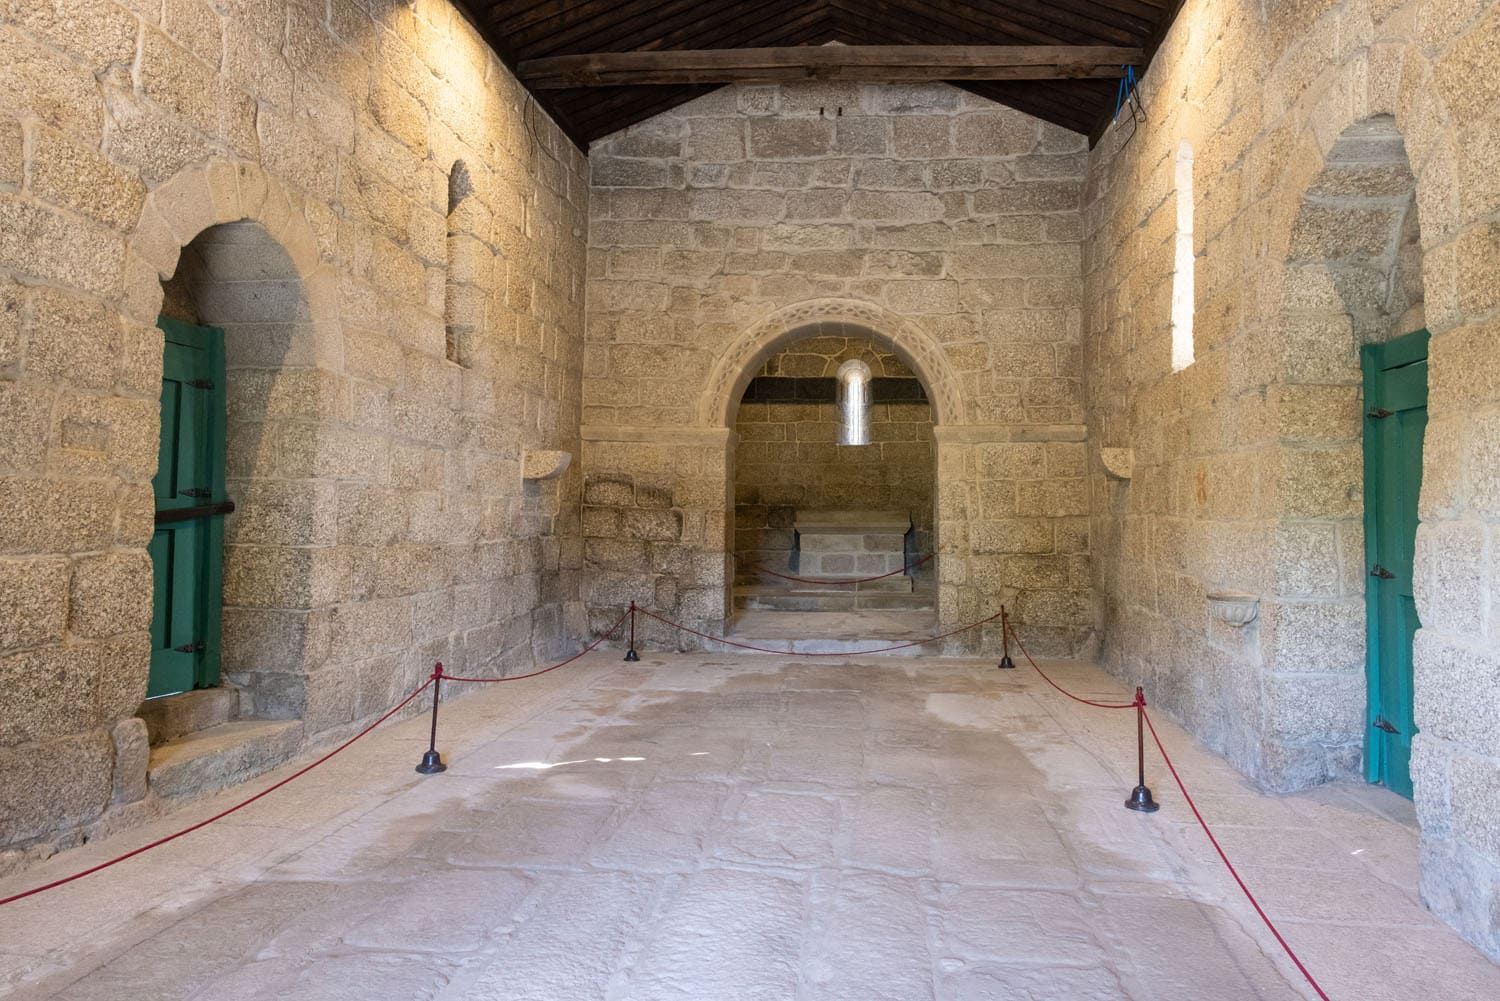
[1206,591,1260,627]
[1099,447,1134,480]
[521,449,572,481]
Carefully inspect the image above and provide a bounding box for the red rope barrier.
[439,609,630,683]
[1004,620,1138,709]
[1003,612,1330,999]
[635,605,1001,656]
[0,677,435,908]
[1141,707,1332,1001]
[741,552,935,585]
[0,609,635,907]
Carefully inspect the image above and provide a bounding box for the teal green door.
[149,318,229,699]
[1361,329,1429,798]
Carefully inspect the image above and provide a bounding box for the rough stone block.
[1262,598,1365,674]
[1275,442,1361,519]
[110,717,149,804]
[0,728,111,842]
[69,551,154,639]
[26,286,121,390]
[0,477,117,556]
[0,642,100,746]
[0,556,70,650]
[0,193,125,298]
[52,393,160,481]
[748,118,834,158]
[30,125,147,231]
[952,111,1038,156]
[0,25,104,141]
[0,116,21,189]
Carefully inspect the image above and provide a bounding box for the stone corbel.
[521,449,572,481]
[1100,447,1134,481]
[1206,591,1260,627]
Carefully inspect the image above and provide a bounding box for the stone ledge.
[1100,447,1134,480]
[521,449,572,481]
[932,423,1087,444]
[582,426,734,444]
[794,510,911,533]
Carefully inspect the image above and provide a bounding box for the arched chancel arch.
[698,298,966,428]
[700,298,970,635]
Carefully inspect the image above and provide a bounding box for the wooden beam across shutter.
[518,44,1142,88]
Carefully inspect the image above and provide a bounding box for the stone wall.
[1083,0,1500,960]
[734,339,935,581]
[0,0,587,867]
[584,82,1094,655]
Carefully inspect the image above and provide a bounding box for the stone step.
[718,610,941,657]
[734,588,936,612]
[148,720,304,803]
[138,686,243,745]
[735,575,915,593]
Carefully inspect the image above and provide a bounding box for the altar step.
[716,610,941,656]
[734,584,935,612]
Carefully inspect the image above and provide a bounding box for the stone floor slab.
[1,652,1498,1000]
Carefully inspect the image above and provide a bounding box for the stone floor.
[2,652,1498,1000]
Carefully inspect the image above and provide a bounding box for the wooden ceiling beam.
[519,45,1143,88]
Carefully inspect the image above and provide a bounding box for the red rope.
[1004,620,1137,709]
[440,609,630,683]
[0,677,435,908]
[635,605,1001,656]
[1141,707,1332,1001]
[741,552,935,585]
[1005,612,1330,997]
[0,610,633,907]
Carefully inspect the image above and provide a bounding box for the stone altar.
[793,511,913,586]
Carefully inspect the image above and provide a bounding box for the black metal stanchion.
[624,601,640,662]
[415,663,447,774]
[997,604,1016,669]
[1125,686,1159,812]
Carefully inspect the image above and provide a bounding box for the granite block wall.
[0,0,587,868]
[1083,0,1500,959]
[584,82,1095,655]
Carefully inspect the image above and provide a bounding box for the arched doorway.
[731,329,938,619]
[146,217,322,723]
[1278,114,1426,795]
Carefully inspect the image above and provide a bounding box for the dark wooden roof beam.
[519,45,1143,88]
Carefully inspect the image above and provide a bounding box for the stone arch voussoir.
[698,298,967,427]
[126,158,341,368]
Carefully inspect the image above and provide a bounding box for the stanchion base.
[624,647,640,662]
[415,750,447,775]
[997,655,1015,669]
[1125,784,1160,813]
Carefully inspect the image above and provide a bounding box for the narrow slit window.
[444,160,472,366]
[837,360,871,446]
[1172,141,1195,372]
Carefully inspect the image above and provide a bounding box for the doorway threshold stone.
[148,720,304,802]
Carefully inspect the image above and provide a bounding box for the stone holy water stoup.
[1206,591,1260,627]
